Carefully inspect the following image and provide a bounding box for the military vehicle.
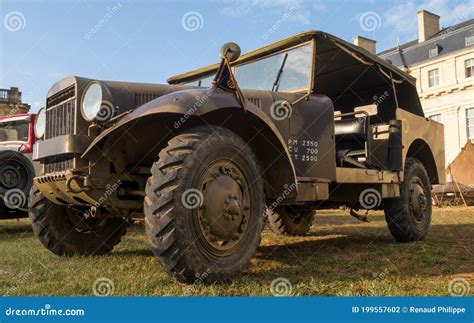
[0,113,36,218]
[30,31,444,282]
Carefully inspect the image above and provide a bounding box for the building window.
[466,36,474,47]
[429,47,438,58]
[467,108,474,139]
[428,69,439,87]
[429,114,442,123]
[466,58,474,78]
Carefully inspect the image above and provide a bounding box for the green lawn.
[0,207,472,296]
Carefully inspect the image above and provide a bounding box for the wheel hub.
[202,175,243,239]
[409,179,427,221]
[0,166,21,189]
[196,161,250,256]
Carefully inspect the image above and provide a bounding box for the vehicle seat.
[334,117,368,168]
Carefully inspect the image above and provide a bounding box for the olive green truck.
[29,31,444,282]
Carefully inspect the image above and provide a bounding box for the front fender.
[82,87,297,196]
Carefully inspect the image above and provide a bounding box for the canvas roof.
[167,30,424,117]
[448,140,474,185]
[168,30,416,86]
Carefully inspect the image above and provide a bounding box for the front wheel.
[384,158,432,242]
[28,186,127,256]
[145,127,265,283]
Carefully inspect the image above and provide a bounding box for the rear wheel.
[266,206,314,236]
[0,150,34,214]
[144,126,265,283]
[28,186,127,256]
[384,158,432,241]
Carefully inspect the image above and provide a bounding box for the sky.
[1,0,473,112]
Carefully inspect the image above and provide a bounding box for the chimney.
[417,10,440,42]
[8,87,21,104]
[352,36,376,54]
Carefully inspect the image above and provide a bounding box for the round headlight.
[81,83,103,121]
[34,107,46,139]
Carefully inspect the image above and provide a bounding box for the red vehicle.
[0,113,37,218]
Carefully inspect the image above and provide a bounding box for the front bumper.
[33,134,90,161]
[34,171,98,206]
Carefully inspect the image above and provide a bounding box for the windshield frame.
[183,39,316,95]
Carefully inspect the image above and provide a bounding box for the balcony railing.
[0,87,22,104]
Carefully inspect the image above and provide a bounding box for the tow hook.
[66,175,90,194]
[349,209,369,222]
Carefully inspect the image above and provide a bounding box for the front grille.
[44,154,74,173]
[46,85,76,139]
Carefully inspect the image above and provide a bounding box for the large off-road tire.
[266,206,314,236]
[384,158,432,242]
[0,150,35,215]
[28,186,127,256]
[145,126,265,283]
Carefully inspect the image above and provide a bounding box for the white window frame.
[465,58,474,78]
[428,68,440,87]
[428,47,438,58]
[467,108,474,139]
[466,36,474,47]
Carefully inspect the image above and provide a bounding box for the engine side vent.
[135,93,161,107]
[246,97,261,108]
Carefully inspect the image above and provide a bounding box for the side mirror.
[220,42,241,62]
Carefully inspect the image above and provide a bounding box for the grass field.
[0,207,472,296]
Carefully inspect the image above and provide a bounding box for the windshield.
[183,42,313,92]
[0,118,30,143]
[235,43,312,92]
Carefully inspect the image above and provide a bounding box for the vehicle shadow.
[0,221,32,235]
[111,248,154,257]
[253,222,473,281]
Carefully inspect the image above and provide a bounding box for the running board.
[290,178,330,202]
[335,167,402,184]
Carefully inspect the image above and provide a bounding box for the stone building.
[354,11,474,165]
[0,87,31,116]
